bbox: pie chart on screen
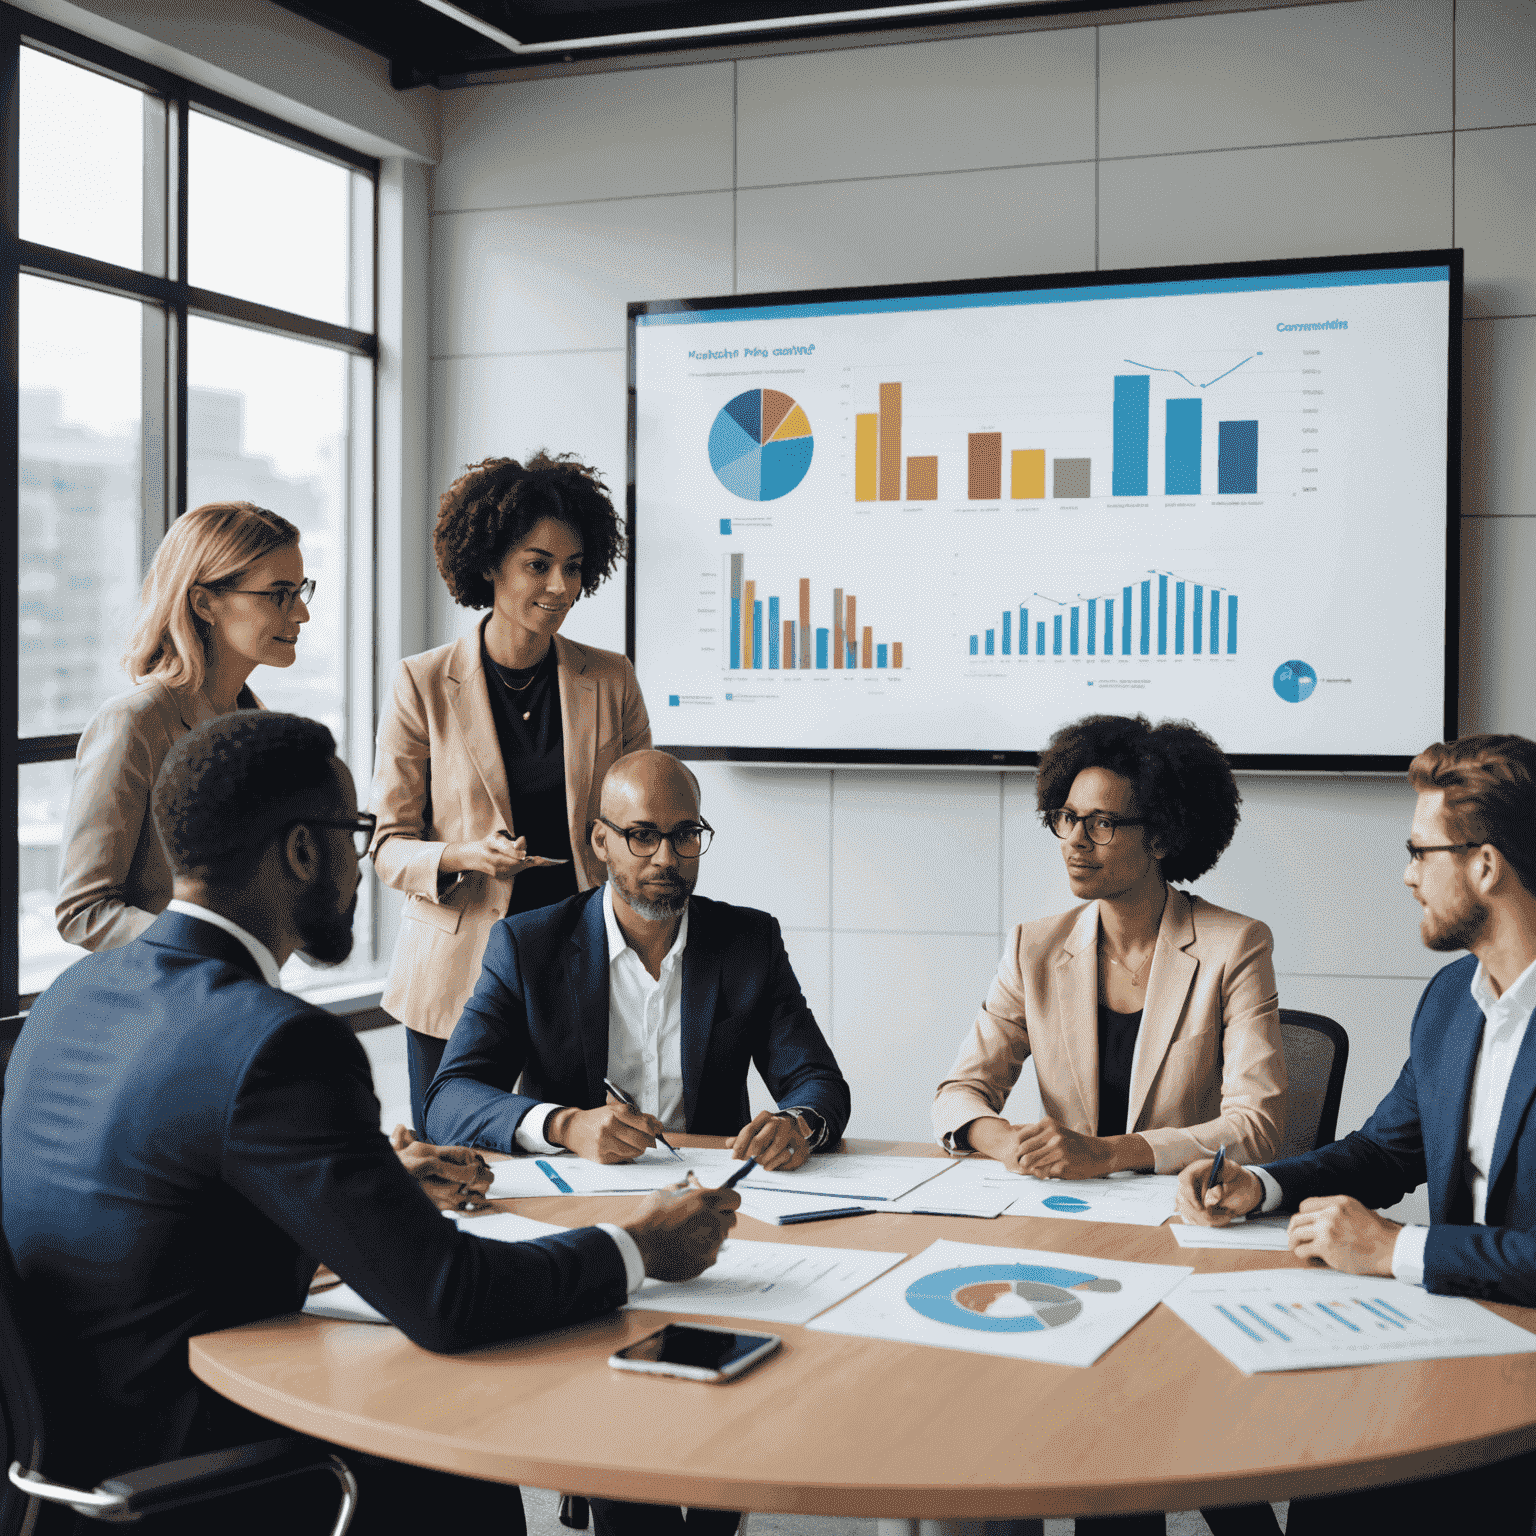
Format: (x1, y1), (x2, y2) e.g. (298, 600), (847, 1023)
(708, 388), (814, 501)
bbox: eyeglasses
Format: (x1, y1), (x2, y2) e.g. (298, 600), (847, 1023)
(1041, 809), (1146, 846)
(207, 577), (316, 614)
(1405, 839), (1481, 863)
(289, 812), (376, 856)
(597, 815), (714, 858)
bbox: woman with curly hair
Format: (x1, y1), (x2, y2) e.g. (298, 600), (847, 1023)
(370, 453), (650, 1128)
(934, 712), (1286, 1181)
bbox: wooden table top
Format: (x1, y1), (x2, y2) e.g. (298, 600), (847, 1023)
(189, 1138), (1536, 1520)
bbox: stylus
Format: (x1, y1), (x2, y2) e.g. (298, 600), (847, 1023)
(602, 1077), (684, 1162)
(719, 1157), (759, 1191)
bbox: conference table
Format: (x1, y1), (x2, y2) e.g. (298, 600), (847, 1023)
(190, 1138), (1536, 1526)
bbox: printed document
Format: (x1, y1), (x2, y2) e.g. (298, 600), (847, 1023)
(1170, 1214), (1292, 1251)
(986, 1170), (1180, 1226)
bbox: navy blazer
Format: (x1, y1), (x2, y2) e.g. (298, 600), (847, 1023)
(1, 912), (628, 1481)
(1265, 953), (1536, 1305)
(423, 888), (850, 1152)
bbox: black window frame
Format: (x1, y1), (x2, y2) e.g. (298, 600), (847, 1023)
(0, 5), (380, 1011)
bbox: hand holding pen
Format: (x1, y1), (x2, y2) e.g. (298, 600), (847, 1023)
(1174, 1148), (1265, 1228)
(603, 1078), (685, 1162)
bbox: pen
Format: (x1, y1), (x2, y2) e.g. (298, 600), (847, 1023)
(536, 1159), (574, 1194)
(779, 1206), (871, 1225)
(1207, 1144), (1227, 1200)
(602, 1077), (684, 1162)
(719, 1157), (759, 1192)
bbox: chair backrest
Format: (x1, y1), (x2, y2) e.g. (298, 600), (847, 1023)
(1274, 1009), (1350, 1162)
(0, 1233), (50, 1536)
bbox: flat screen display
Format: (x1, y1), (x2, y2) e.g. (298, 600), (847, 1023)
(628, 251), (1459, 770)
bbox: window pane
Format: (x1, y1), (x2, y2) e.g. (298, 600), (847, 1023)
(19, 759), (86, 996)
(19, 277), (145, 738)
(187, 318), (348, 745)
(20, 48), (145, 269)
(189, 112), (351, 324)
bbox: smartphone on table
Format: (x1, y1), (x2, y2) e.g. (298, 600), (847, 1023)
(608, 1323), (780, 1382)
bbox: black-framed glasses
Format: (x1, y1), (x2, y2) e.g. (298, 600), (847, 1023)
(205, 577), (316, 614)
(1405, 839), (1481, 863)
(289, 812), (376, 855)
(597, 815), (714, 858)
(1041, 808), (1146, 846)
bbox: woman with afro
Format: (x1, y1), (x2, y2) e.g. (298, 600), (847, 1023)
(369, 454), (650, 1128)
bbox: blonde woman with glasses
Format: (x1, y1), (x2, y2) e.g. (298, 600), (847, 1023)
(54, 501), (312, 951)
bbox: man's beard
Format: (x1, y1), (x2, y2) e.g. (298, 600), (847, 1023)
(1421, 884), (1489, 953)
(293, 876), (357, 966)
(613, 867), (693, 921)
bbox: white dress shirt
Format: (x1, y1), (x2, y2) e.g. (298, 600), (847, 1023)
(167, 901), (647, 1292)
(1254, 954), (1536, 1287)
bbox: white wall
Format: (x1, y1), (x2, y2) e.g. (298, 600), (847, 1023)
(428, 0), (1536, 1212)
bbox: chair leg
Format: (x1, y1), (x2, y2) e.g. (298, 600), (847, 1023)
(328, 1455), (359, 1536)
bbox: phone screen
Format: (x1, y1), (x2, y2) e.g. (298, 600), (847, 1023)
(617, 1325), (771, 1371)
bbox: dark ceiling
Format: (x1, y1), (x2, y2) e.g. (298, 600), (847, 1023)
(271, 0), (1151, 85)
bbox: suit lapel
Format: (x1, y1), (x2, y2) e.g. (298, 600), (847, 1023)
(566, 889), (612, 1108)
(556, 635), (598, 870)
(1484, 1008), (1536, 1218)
(1056, 904), (1102, 1131)
(678, 900), (719, 1132)
(1127, 889), (1199, 1133)
(446, 623), (515, 834)
(1426, 985), (1485, 1222)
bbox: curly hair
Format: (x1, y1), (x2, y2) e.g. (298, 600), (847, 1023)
(153, 711), (341, 883)
(433, 452), (625, 609)
(1409, 734), (1536, 896)
(1034, 714), (1241, 884)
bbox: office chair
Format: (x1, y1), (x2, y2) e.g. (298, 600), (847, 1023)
(0, 1232), (357, 1535)
(1274, 1009), (1350, 1160)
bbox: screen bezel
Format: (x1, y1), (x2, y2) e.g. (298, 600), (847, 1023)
(627, 247), (1462, 773)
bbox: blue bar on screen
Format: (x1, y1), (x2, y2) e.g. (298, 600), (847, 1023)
(1021, 608), (1029, 655)
(1070, 608), (1079, 655)
(1087, 598), (1097, 655)
(768, 596), (780, 668)
(1218, 420), (1259, 494)
(1122, 586), (1132, 654)
(730, 597), (741, 669)
(1210, 591), (1220, 653)
(1002, 610), (1011, 654)
(877, 644), (887, 668)
(1228, 594), (1238, 653)
(1053, 615), (1062, 656)
(1037, 621), (1045, 654)
(1175, 581), (1185, 655)
(1165, 398), (1202, 495)
(1157, 574), (1168, 655)
(753, 602), (763, 668)
(816, 628), (828, 668)
(1193, 586), (1203, 653)
(1113, 374), (1150, 496)
(1105, 599), (1114, 655)
(985, 629), (995, 655)
(847, 643), (857, 668)
(969, 635), (978, 655)
(1140, 580), (1151, 655)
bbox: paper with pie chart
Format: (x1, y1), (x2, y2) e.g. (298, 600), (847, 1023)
(807, 1239), (1191, 1365)
(981, 1170), (1181, 1227)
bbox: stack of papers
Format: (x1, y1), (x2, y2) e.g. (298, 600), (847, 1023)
(983, 1170), (1181, 1227)
(1163, 1268), (1536, 1373)
(807, 1237), (1191, 1366)
(625, 1239), (905, 1325)
(1170, 1214), (1293, 1251)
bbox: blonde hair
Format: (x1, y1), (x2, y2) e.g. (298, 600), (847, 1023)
(123, 502), (301, 694)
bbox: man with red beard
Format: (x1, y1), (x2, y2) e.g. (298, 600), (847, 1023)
(1177, 734), (1536, 1536)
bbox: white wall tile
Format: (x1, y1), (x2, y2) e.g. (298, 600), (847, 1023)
(736, 29), (1095, 188)
(1099, 136), (1452, 272)
(1455, 0), (1536, 131)
(832, 930), (1003, 1140)
(1100, 0), (1452, 159)
(434, 64), (735, 212)
(1192, 777), (1429, 980)
(1000, 769), (1082, 931)
(1461, 316), (1536, 521)
(689, 764), (832, 929)
(1457, 126), (1536, 318)
(431, 193), (733, 357)
(735, 162), (1096, 295)
(830, 770), (1001, 934)
(1459, 514), (1536, 738)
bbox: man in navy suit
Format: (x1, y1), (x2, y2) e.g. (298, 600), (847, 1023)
(1176, 733), (1536, 1536)
(424, 750), (850, 1173)
(2, 713), (738, 1536)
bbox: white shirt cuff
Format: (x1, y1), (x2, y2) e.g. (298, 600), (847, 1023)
(597, 1223), (646, 1295)
(1252, 1165), (1285, 1214)
(514, 1104), (565, 1155)
(1391, 1223), (1429, 1287)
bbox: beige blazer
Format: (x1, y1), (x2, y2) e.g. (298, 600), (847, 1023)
(55, 680), (262, 952)
(370, 624), (651, 1040)
(932, 888), (1286, 1172)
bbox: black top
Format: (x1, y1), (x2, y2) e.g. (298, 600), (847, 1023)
(1096, 1004), (1143, 1138)
(482, 637), (578, 917)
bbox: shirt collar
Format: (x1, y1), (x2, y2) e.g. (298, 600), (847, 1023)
(601, 880), (690, 972)
(166, 899), (283, 988)
(1470, 953), (1536, 1023)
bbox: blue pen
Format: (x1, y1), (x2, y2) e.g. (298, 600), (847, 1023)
(536, 1159), (574, 1194)
(1206, 1144), (1227, 1201)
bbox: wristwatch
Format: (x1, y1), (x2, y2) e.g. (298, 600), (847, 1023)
(777, 1106), (827, 1152)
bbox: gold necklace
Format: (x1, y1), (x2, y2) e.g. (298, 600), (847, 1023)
(1101, 944), (1152, 987)
(491, 662), (540, 720)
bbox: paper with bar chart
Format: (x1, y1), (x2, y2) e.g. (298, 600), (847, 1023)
(1163, 1269), (1536, 1374)
(632, 259), (1453, 758)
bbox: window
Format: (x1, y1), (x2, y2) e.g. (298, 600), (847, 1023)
(3, 12), (379, 1009)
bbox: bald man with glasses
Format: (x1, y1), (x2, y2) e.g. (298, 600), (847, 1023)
(423, 749), (850, 1172)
